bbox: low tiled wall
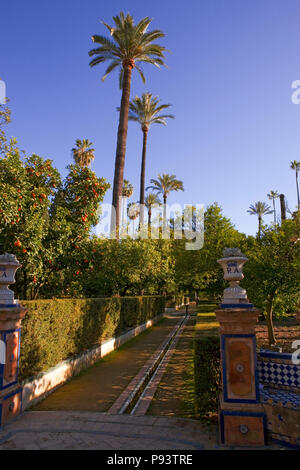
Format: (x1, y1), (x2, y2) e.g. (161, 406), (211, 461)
(258, 350), (300, 448)
(258, 350), (300, 390)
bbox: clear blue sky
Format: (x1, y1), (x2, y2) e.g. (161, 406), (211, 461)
(1, 0), (300, 235)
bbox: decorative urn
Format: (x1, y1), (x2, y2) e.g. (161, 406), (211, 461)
(217, 247), (253, 308)
(0, 253), (21, 306)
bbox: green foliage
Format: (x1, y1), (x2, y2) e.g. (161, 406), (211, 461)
(174, 203), (245, 298)
(128, 93), (174, 130)
(19, 295), (165, 381)
(243, 219), (300, 316)
(120, 296), (165, 329)
(194, 335), (221, 417)
(89, 12), (167, 87)
(242, 218), (300, 344)
(147, 173), (184, 202)
(0, 135), (109, 300)
(71, 139), (95, 168)
(76, 238), (175, 298)
(165, 294), (186, 308)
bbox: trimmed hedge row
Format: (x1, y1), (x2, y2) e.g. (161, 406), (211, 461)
(19, 295), (165, 382)
(165, 295), (189, 308)
(194, 335), (221, 417)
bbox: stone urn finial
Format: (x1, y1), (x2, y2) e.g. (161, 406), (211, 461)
(217, 247), (253, 308)
(0, 253), (21, 306)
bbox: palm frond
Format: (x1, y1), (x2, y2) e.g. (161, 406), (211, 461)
(135, 64), (146, 84)
(88, 12), (168, 84)
(101, 60), (121, 81)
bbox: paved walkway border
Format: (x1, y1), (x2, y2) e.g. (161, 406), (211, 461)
(108, 315), (185, 415)
(131, 315), (189, 416)
(0, 411), (218, 450)
(21, 313), (165, 411)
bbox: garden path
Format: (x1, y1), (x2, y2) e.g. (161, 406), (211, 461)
(0, 307), (282, 450)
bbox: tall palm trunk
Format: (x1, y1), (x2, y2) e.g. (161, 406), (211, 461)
(121, 196), (127, 232)
(272, 199), (276, 225)
(280, 194), (286, 222)
(111, 64), (133, 238)
(258, 215), (262, 238)
(296, 170), (300, 210)
(148, 208), (152, 227)
(163, 193), (167, 232)
(139, 126), (148, 227)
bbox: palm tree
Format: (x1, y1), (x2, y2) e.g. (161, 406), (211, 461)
(147, 174), (184, 230)
(247, 201), (273, 238)
(89, 12), (167, 238)
(122, 179), (134, 198)
(72, 139), (95, 167)
(145, 192), (161, 227)
(267, 190), (279, 225)
(127, 202), (140, 236)
(127, 93), (174, 226)
(290, 160), (300, 210)
(121, 179), (133, 229)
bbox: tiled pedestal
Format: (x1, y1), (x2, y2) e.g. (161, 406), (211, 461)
(215, 308), (267, 447)
(0, 306), (27, 427)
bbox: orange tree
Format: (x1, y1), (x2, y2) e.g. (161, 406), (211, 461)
(0, 138), (109, 299)
(243, 218), (300, 346)
(43, 165), (110, 298)
(173, 203), (246, 299)
(60, 236), (175, 298)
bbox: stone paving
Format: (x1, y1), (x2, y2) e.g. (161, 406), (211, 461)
(109, 316), (184, 415)
(0, 411), (218, 450)
(33, 316), (180, 413)
(0, 411), (284, 450)
(132, 316), (189, 416)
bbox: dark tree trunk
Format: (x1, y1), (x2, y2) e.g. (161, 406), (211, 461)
(258, 215), (262, 238)
(139, 127), (148, 227)
(148, 208), (151, 227)
(266, 292), (276, 346)
(111, 64), (133, 239)
(280, 194), (286, 223)
(163, 194), (167, 232)
(296, 171), (300, 210)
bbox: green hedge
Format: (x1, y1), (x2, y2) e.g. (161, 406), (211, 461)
(19, 296), (165, 382)
(165, 294), (187, 308)
(194, 335), (221, 417)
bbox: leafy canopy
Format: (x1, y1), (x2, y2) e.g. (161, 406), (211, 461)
(147, 173), (184, 199)
(88, 11), (167, 88)
(128, 92), (174, 131)
(72, 139), (95, 168)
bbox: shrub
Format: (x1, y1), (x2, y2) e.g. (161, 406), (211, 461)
(165, 294), (185, 308)
(194, 335), (221, 418)
(19, 296), (165, 381)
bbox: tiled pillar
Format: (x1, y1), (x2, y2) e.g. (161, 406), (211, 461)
(215, 248), (266, 447)
(0, 254), (27, 427)
(215, 308), (266, 446)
